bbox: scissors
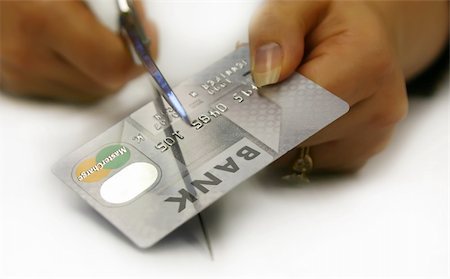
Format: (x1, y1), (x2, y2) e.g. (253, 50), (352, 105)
(117, 0), (190, 124)
(117, 0), (213, 258)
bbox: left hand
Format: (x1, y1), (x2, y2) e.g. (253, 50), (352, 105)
(0, 0), (158, 103)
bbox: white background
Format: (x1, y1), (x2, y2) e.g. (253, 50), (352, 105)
(0, 1), (448, 278)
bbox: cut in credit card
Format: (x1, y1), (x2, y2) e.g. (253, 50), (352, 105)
(53, 46), (349, 248)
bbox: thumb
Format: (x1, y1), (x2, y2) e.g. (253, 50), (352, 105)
(249, 1), (326, 87)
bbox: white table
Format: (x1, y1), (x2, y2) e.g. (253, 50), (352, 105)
(1, 1), (448, 278)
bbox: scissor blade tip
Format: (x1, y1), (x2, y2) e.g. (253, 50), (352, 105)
(180, 114), (191, 125)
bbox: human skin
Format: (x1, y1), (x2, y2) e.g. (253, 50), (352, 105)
(0, 1), (447, 172)
(249, 0), (449, 172)
(0, 0), (157, 102)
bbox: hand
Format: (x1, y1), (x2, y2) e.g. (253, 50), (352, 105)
(249, 1), (448, 172)
(0, 0), (158, 103)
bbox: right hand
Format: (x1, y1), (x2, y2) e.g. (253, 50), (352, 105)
(249, 1), (447, 173)
(0, 0), (158, 102)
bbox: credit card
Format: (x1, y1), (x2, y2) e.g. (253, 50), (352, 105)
(52, 46), (349, 248)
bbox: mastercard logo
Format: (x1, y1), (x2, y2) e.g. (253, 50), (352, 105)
(74, 144), (161, 205)
(75, 144), (131, 183)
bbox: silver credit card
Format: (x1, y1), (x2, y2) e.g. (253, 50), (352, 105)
(53, 46), (349, 248)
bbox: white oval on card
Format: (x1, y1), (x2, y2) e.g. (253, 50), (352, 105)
(100, 162), (159, 204)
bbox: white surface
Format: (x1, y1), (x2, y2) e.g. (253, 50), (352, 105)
(0, 1), (448, 278)
(84, 0), (120, 33)
(100, 162), (159, 204)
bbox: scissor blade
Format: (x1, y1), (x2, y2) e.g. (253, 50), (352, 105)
(118, 0), (190, 124)
(152, 89), (213, 259)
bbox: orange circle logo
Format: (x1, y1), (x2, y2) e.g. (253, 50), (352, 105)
(75, 145), (131, 183)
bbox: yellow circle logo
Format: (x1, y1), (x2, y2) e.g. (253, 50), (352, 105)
(75, 144), (131, 183)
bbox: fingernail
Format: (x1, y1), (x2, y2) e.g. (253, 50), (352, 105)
(252, 42), (282, 87)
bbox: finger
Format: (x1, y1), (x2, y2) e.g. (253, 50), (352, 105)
(46, 1), (145, 90)
(297, 5), (399, 106)
(272, 128), (394, 173)
(49, 50), (120, 97)
(309, 128), (395, 172)
(1, 48), (116, 99)
(1, 62), (104, 103)
(2, 41), (121, 97)
(249, 1), (327, 87)
(300, 70), (407, 146)
(298, 45), (381, 106)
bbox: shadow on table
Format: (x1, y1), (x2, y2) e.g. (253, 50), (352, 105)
(72, 199), (211, 257)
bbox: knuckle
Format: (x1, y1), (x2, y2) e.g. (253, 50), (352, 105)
(370, 48), (397, 80)
(11, 2), (50, 36)
(94, 56), (136, 90)
(370, 93), (408, 129)
(366, 135), (392, 158)
(360, 38), (396, 79)
(370, 108), (403, 129)
(356, 17), (398, 80)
